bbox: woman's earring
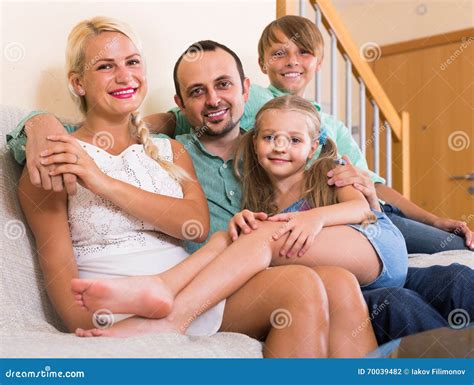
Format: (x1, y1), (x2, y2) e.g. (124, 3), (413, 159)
(78, 89), (85, 96)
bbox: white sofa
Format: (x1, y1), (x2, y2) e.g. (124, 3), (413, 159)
(1, 105), (472, 358)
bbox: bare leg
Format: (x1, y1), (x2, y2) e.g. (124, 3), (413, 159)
(75, 221), (380, 326)
(312, 266), (377, 358)
(72, 231), (232, 318)
(269, 224), (382, 285)
(219, 265), (329, 358)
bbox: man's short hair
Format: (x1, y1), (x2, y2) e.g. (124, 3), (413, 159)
(173, 40), (246, 101)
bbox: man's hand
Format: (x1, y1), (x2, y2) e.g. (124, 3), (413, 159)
(25, 114), (77, 195)
(432, 217), (474, 249)
(327, 155), (381, 211)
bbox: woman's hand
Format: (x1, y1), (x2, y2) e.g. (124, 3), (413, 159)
(40, 135), (110, 196)
(228, 209), (268, 241)
(267, 210), (325, 258)
(432, 217), (474, 249)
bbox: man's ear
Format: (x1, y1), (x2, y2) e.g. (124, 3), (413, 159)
(258, 57), (268, 74)
(242, 77), (251, 102)
(174, 94), (185, 110)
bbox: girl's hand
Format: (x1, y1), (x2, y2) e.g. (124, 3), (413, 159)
(268, 211), (324, 258)
(432, 217), (474, 249)
(40, 135), (110, 196)
(228, 210), (268, 241)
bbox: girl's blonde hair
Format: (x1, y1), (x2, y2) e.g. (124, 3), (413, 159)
(66, 16), (189, 181)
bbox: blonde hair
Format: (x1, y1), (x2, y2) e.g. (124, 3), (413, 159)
(66, 16), (189, 181)
(258, 15), (324, 69)
(235, 96), (374, 226)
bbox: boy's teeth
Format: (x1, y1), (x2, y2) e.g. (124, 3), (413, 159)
(283, 73), (301, 78)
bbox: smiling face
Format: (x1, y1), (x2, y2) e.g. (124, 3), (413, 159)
(260, 29), (320, 97)
(254, 109), (318, 180)
(174, 48), (249, 137)
(70, 31), (147, 117)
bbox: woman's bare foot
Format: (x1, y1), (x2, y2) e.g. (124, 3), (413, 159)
(71, 276), (173, 319)
(75, 316), (183, 338)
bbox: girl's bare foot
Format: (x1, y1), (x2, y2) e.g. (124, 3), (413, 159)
(75, 316), (183, 338)
(71, 276), (173, 319)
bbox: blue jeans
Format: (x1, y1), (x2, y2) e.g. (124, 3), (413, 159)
(363, 264), (474, 345)
(381, 203), (469, 254)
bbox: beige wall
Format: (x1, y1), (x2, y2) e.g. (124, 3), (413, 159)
(2, 0), (472, 122)
(1, 0), (274, 120)
(334, 0), (473, 46)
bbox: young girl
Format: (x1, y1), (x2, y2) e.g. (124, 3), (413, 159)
(19, 16), (377, 358)
(230, 95), (408, 289)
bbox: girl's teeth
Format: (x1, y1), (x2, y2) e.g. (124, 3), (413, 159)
(283, 73), (301, 78)
(111, 89), (135, 95)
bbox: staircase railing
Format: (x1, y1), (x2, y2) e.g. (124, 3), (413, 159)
(277, 0), (411, 198)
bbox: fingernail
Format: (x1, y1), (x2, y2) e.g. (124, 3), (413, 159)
(40, 150), (49, 156)
(327, 171), (333, 177)
(40, 159), (46, 164)
(328, 179), (334, 185)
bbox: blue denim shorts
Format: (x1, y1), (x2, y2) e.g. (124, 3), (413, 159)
(348, 209), (408, 290)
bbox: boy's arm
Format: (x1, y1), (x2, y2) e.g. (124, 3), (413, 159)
(7, 112), (79, 194)
(376, 184), (473, 248)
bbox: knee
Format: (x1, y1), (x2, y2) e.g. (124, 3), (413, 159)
(278, 265), (329, 308)
(320, 267), (367, 309)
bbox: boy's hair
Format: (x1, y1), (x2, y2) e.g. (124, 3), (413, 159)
(258, 15), (324, 69)
(234, 95), (338, 215)
(173, 40), (245, 102)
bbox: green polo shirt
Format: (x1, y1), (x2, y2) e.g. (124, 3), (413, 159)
(175, 132), (242, 253)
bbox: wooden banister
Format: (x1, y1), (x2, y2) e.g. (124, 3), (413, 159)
(276, 0), (411, 198)
(312, 0), (402, 141)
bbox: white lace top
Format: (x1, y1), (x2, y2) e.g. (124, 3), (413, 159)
(67, 137), (225, 336)
(69, 138), (183, 264)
